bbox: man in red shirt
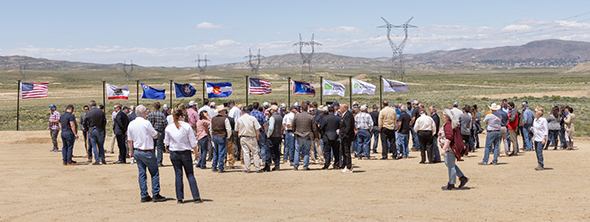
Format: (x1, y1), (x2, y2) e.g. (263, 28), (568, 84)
(507, 102), (519, 156)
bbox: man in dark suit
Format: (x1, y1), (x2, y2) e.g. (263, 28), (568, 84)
(430, 105), (442, 163)
(339, 103), (355, 172)
(113, 103), (130, 164)
(320, 106), (341, 170)
(127, 106), (137, 122)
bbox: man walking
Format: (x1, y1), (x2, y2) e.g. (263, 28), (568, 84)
(113, 103), (129, 164)
(127, 105), (165, 202)
(49, 104), (61, 152)
(87, 100), (107, 165)
(266, 105), (283, 171)
(235, 105), (263, 173)
(146, 102), (168, 167)
(339, 103), (354, 173)
(59, 105), (79, 165)
(355, 105), (373, 159)
(378, 101), (397, 159)
(292, 102), (319, 170)
(369, 104), (380, 154)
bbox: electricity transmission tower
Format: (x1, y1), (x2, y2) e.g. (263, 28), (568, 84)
(293, 33), (321, 82)
(194, 55), (210, 79)
(123, 60), (134, 81)
(378, 17), (416, 81)
(244, 49), (264, 78)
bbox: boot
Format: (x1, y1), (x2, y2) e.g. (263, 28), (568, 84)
(567, 142), (574, 150)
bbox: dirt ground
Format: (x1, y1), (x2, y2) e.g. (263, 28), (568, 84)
(1, 131), (589, 221)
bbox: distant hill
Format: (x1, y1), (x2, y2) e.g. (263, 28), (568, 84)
(1, 39), (589, 70)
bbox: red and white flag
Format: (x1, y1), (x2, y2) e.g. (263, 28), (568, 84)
(21, 82), (48, 99)
(106, 83), (130, 100)
(249, 78), (272, 95)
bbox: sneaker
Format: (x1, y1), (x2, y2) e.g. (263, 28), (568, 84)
(50, 148), (59, 152)
(535, 166), (544, 171)
(341, 167), (353, 174)
(130, 157), (136, 164)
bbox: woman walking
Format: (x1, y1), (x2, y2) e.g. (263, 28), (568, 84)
(164, 109), (203, 204)
(531, 106), (548, 171)
(195, 111), (211, 169)
(441, 109), (469, 190)
(545, 107), (560, 150)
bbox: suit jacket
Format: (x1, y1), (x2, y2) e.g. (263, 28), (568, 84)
(114, 111), (129, 136)
(127, 112), (137, 122)
(320, 113), (341, 141)
(339, 110), (355, 141)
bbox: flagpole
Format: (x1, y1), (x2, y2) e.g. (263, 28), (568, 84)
(16, 79), (20, 131)
(136, 79), (139, 106)
(379, 74), (383, 109)
(102, 80), (106, 114)
(202, 78), (206, 102)
(320, 76), (323, 106)
(245, 75), (249, 106)
(349, 75), (352, 106)
(287, 76), (291, 108)
(169, 79), (173, 106)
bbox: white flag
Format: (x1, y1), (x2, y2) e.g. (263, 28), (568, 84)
(106, 83), (130, 100)
(352, 79), (376, 95)
(382, 78), (409, 92)
(322, 79), (346, 97)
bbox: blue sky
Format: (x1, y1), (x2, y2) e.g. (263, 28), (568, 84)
(2, 0), (590, 66)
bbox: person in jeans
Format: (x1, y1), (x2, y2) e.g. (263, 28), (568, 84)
(479, 103), (502, 165)
(146, 102), (168, 167)
(441, 109), (468, 190)
(415, 109), (436, 164)
(59, 105), (79, 165)
(195, 111), (210, 169)
(209, 105), (232, 173)
(282, 106), (297, 165)
(48, 104), (61, 152)
(521, 102), (534, 151)
(369, 105), (380, 154)
(531, 106), (548, 171)
(459, 106), (472, 155)
(507, 102), (520, 155)
(164, 109), (203, 204)
(397, 106), (411, 159)
(545, 106), (560, 150)
(127, 105), (165, 203)
(354, 105), (373, 159)
(86, 100), (107, 165)
(292, 102), (319, 170)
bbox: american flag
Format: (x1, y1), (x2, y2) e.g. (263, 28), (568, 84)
(21, 82), (49, 99)
(249, 78), (272, 95)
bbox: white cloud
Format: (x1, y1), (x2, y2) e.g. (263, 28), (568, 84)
(502, 24), (532, 32)
(315, 26), (371, 36)
(195, 22), (231, 29)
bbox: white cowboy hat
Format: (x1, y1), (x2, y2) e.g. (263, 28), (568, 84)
(488, 103), (501, 111)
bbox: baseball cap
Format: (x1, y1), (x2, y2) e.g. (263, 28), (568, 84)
(393, 103), (399, 108)
(332, 101), (340, 107)
(322, 106), (328, 112)
(122, 106), (129, 111)
(453, 102), (459, 107)
(263, 102), (269, 107)
(352, 101), (359, 106)
(294, 102), (300, 107)
(280, 103), (286, 108)
(372, 104), (378, 109)
(360, 105), (367, 111)
(163, 104), (169, 108)
(270, 105), (278, 111)
(412, 100), (419, 105)
(49, 104), (56, 108)
(210, 102), (216, 107)
(189, 101), (196, 106)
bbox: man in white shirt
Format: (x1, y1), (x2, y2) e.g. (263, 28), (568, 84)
(282, 106), (297, 164)
(127, 105), (165, 203)
(414, 109), (436, 164)
(450, 102), (463, 120)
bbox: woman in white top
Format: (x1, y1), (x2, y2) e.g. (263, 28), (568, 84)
(164, 109), (203, 204)
(531, 106), (548, 171)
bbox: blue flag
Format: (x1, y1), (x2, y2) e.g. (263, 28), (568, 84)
(292, 80), (315, 97)
(174, 82), (196, 98)
(207, 82), (232, 98)
(141, 83), (166, 100)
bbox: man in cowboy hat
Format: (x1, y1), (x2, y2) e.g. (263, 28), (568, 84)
(479, 103), (503, 165)
(209, 105), (232, 173)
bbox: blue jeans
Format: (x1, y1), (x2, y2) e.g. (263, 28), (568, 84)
(548, 130), (559, 147)
(196, 137), (209, 169)
(445, 151), (464, 185)
(134, 149), (160, 198)
(356, 129), (371, 158)
(257, 131), (267, 164)
(371, 126), (380, 152)
(294, 137), (311, 168)
(211, 136), (227, 172)
(170, 150), (200, 201)
(559, 128), (566, 148)
(483, 131), (501, 164)
(61, 131), (75, 163)
(153, 131), (165, 165)
(89, 129), (105, 163)
(433, 135), (441, 162)
(522, 124), (533, 151)
(395, 132), (401, 156)
(534, 141), (544, 166)
(410, 126), (420, 150)
(398, 133), (409, 157)
(284, 131), (295, 162)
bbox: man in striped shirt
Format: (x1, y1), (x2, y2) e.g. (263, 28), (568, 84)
(355, 105), (373, 159)
(49, 104), (61, 152)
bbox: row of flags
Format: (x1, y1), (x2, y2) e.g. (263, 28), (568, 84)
(19, 77), (407, 100)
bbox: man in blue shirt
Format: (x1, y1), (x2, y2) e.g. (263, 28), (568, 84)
(250, 102), (268, 170)
(521, 102), (534, 151)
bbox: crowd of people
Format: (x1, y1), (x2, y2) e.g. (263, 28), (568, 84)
(47, 97), (577, 201)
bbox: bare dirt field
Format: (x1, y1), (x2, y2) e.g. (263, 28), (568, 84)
(1, 131), (589, 221)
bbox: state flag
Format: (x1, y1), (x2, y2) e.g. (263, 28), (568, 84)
(207, 82), (232, 98)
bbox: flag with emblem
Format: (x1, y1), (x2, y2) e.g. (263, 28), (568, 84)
(322, 79), (345, 97)
(174, 82), (196, 98)
(106, 83), (129, 100)
(141, 83), (166, 100)
(292, 80), (315, 96)
(382, 78), (409, 92)
(207, 82), (232, 98)
(352, 78), (376, 95)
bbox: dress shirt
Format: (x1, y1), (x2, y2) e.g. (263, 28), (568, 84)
(267, 116), (276, 138)
(236, 113), (261, 137)
(483, 111), (502, 131)
(414, 114), (436, 135)
(146, 109), (167, 132)
(127, 117), (158, 150)
(49, 111), (61, 130)
(228, 106), (242, 121)
(522, 108), (534, 125)
(282, 112), (295, 130)
(531, 117), (548, 142)
(196, 118), (210, 140)
(354, 112), (373, 130)
(111, 111), (117, 122)
(164, 121), (198, 151)
(187, 108), (199, 127)
(378, 106), (397, 130)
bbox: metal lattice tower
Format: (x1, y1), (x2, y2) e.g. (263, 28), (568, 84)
(123, 60), (134, 81)
(244, 49), (264, 78)
(194, 55), (210, 79)
(293, 33), (321, 82)
(378, 17), (416, 81)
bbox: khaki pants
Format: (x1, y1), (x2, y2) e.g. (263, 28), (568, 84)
(241, 137), (261, 171)
(565, 130), (574, 142)
(508, 129), (519, 155)
(500, 127), (509, 155)
(226, 140), (235, 167)
(310, 140), (324, 163)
